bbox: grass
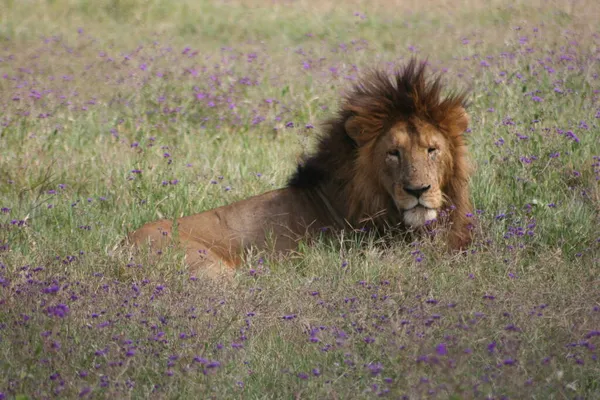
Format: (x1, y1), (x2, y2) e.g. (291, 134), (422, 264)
(1, 0), (599, 398)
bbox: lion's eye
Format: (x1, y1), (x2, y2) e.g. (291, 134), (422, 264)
(428, 147), (437, 154)
(387, 149), (401, 158)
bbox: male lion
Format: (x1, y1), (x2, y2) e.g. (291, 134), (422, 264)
(128, 59), (473, 278)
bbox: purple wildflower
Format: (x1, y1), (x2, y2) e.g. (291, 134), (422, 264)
(436, 343), (448, 356)
(367, 363), (383, 375)
(47, 304), (69, 318)
(565, 130), (580, 143)
(43, 284), (60, 294)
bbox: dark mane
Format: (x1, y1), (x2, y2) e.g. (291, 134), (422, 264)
(344, 59), (469, 134)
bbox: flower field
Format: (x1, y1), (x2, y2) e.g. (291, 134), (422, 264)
(0, 0), (599, 398)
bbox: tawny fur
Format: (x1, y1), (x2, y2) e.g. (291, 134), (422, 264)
(127, 58), (473, 278)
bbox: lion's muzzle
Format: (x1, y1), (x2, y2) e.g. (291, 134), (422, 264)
(394, 184), (440, 227)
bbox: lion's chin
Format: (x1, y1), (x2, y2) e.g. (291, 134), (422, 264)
(403, 207), (438, 228)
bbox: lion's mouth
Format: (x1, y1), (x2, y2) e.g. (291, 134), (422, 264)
(396, 202), (436, 213)
(406, 204), (434, 211)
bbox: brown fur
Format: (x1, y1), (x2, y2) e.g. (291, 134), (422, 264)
(127, 58), (473, 278)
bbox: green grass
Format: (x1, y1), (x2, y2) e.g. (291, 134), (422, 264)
(1, 0), (599, 398)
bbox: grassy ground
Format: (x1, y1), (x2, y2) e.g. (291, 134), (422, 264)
(1, 0), (599, 398)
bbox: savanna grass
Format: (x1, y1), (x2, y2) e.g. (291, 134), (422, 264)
(0, 0), (599, 398)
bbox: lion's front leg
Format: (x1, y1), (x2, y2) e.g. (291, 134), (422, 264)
(127, 220), (236, 279)
(183, 245), (236, 280)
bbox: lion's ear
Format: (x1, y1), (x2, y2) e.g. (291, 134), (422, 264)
(444, 107), (469, 136)
(344, 116), (367, 145)
(455, 107), (469, 133)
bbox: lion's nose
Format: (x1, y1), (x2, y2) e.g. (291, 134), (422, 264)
(404, 185), (431, 199)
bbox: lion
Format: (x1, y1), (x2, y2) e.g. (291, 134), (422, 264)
(127, 58), (473, 278)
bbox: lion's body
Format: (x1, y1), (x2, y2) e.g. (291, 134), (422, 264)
(128, 59), (474, 277)
(127, 187), (341, 277)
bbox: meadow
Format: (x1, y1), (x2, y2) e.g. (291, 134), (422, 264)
(0, 0), (599, 398)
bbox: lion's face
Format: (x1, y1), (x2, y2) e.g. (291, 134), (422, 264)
(373, 119), (452, 228)
(332, 60), (471, 245)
